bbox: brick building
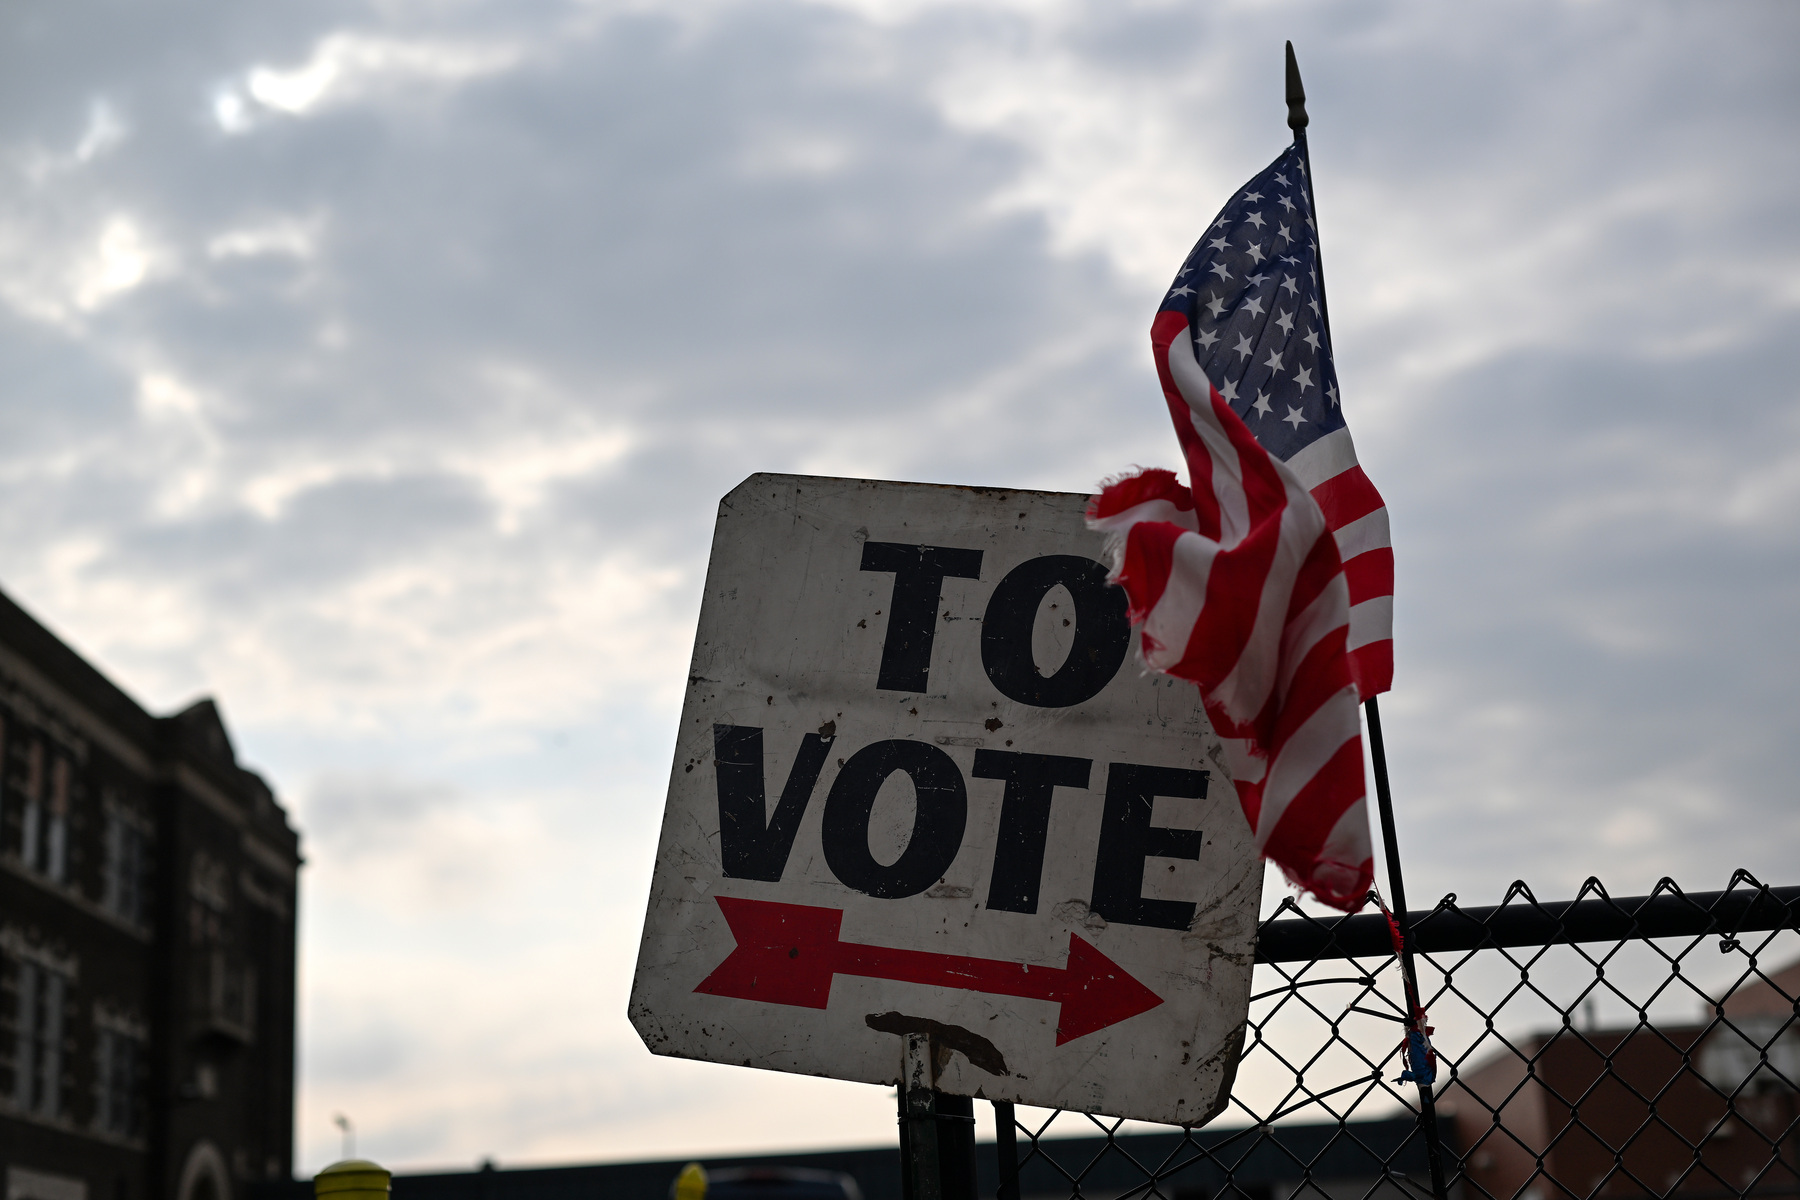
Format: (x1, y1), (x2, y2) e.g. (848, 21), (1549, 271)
(1445, 960), (1800, 1199)
(0, 587), (300, 1200)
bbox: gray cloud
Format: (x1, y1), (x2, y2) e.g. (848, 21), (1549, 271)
(0, 0), (1795, 1172)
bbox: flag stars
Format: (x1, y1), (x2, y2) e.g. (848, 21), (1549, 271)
(1169, 156), (1351, 445)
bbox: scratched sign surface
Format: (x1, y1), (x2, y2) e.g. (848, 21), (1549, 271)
(629, 474), (1259, 1125)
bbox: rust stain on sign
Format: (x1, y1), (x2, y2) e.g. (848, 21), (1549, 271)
(864, 1011), (1010, 1077)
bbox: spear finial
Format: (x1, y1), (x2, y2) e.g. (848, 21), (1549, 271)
(1285, 41), (1308, 134)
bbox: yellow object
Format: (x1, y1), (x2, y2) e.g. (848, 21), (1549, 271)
(673, 1162), (708, 1200)
(315, 1160), (392, 1200)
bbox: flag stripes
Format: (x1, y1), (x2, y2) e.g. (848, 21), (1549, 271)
(1089, 315), (1373, 911)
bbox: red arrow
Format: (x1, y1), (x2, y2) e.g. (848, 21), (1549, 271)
(694, 895), (1163, 1046)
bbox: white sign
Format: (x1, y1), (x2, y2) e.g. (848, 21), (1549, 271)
(629, 474), (1258, 1125)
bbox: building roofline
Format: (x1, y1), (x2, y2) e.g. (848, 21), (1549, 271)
(0, 585), (156, 744)
(0, 582), (299, 854)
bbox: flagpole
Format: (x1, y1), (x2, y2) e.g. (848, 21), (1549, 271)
(1284, 41), (1452, 1200)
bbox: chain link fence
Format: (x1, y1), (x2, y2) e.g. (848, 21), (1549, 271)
(996, 872), (1800, 1200)
(253, 874), (1798, 1200)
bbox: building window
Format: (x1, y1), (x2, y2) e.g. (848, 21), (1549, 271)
(187, 852), (255, 1041)
(94, 1021), (146, 1139)
(10, 958), (68, 1118)
(17, 738), (43, 869)
(187, 851), (229, 946)
(16, 740), (71, 885)
(103, 801), (152, 927)
(45, 755), (70, 884)
(201, 951), (256, 1043)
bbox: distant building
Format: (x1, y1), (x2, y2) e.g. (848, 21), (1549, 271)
(245, 1116), (1438, 1200)
(0, 587), (300, 1200)
(1445, 959), (1800, 1200)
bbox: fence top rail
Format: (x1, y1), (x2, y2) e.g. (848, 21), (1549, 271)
(1253, 883), (1800, 964)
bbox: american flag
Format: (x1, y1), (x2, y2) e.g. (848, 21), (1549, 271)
(1087, 143), (1382, 911)
(1164, 142), (1392, 697)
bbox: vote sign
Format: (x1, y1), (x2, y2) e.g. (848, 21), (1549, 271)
(629, 474), (1259, 1126)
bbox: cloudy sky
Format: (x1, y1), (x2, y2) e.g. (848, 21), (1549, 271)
(2, 0), (1797, 1175)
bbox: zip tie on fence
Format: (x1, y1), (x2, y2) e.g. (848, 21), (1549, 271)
(1376, 895), (1438, 1087)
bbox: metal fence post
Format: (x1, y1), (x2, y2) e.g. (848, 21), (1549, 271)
(993, 1100), (1020, 1200)
(934, 1094), (979, 1200)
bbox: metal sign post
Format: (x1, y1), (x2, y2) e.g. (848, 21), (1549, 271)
(898, 1033), (977, 1200)
(630, 474), (1261, 1139)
